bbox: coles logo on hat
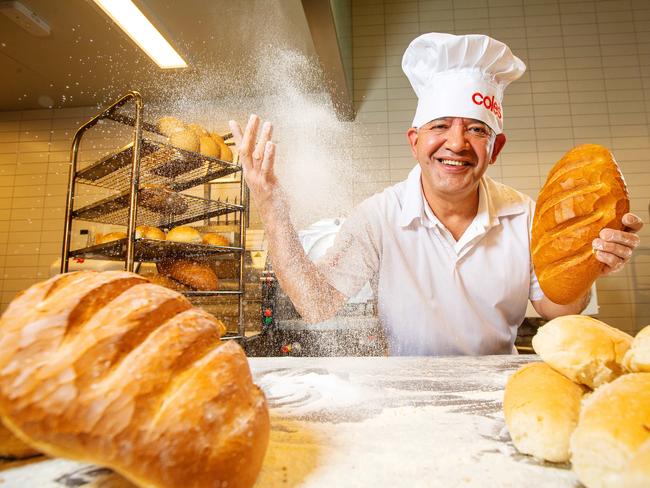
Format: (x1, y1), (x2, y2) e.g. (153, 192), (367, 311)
(402, 32), (525, 134)
(472, 92), (502, 120)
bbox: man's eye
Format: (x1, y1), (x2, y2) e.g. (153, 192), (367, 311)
(432, 124), (449, 130)
(469, 126), (489, 135)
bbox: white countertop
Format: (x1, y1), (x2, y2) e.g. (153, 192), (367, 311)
(0, 355), (580, 487)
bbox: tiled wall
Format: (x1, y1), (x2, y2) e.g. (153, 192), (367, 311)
(350, 0), (650, 334)
(1, 0), (649, 335)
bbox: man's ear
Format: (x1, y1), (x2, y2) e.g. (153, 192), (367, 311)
(407, 127), (419, 159)
(490, 133), (507, 164)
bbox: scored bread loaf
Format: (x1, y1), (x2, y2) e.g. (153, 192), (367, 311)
(0, 421), (40, 459)
(503, 362), (586, 462)
(623, 325), (650, 373)
(569, 373), (650, 488)
(95, 232), (127, 244)
(0, 271), (269, 488)
(135, 225), (166, 241)
(532, 315), (632, 388)
(157, 259), (219, 291)
(532, 144), (629, 304)
(203, 232), (230, 246)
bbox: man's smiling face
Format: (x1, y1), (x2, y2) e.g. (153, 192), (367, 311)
(407, 117), (506, 202)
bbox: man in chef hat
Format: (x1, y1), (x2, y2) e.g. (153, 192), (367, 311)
(230, 33), (642, 355)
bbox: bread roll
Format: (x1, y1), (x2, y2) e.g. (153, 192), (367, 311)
(570, 373), (650, 488)
(199, 135), (220, 158)
(147, 273), (188, 292)
(203, 232), (230, 246)
(532, 144), (629, 304)
(622, 325), (650, 373)
(170, 129), (200, 153)
(140, 185), (188, 215)
(166, 226), (202, 244)
(210, 133), (233, 162)
(135, 225), (166, 241)
(0, 271), (269, 488)
(0, 421), (40, 458)
(158, 259), (219, 291)
(156, 116), (185, 137)
(186, 123), (208, 138)
(614, 439), (650, 488)
(532, 315), (632, 388)
(96, 232), (127, 244)
(503, 362), (586, 462)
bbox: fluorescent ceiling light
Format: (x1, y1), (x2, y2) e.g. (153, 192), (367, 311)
(93, 0), (187, 69)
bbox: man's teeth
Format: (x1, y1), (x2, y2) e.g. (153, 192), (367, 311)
(439, 159), (468, 166)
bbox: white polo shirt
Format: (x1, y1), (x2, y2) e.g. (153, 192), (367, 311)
(316, 165), (544, 356)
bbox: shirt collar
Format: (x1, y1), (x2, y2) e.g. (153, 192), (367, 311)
(398, 165), (527, 229)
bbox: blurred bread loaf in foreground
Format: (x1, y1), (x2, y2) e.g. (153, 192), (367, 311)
(532, 144), (629, 304)
(503, 362), (586, 462)
(623, 325), (650, 373)
(532, 315), (632, 388)
(158, 258), (219, 290)
(570, 373), (650, 488)
(0, 421), (40, 459)
(0, 271), (269, 488)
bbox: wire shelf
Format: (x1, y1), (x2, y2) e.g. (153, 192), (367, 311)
(69, 238), (243, 262)
(76, 139), (241, 192)
(72, 192), (243, 228)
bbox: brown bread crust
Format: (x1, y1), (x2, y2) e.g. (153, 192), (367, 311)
(0, 271), (269, 488)
(532, 144), (629, 304)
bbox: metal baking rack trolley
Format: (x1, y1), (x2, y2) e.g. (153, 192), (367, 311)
(60, 91), (250, 340)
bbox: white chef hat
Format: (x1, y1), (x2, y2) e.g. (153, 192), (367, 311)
(402, 32), (526, 134)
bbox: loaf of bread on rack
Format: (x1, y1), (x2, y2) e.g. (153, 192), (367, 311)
(95, 232), (127, 244)
(570, 373), (650, 488)
(0, 271), (269, 488)
(139, 185), (188, 215)
(203, 232), (230, 246)
(156, 116), (185, 137)
(0, 421), (40, 459)
(169, 129), (200, 153)
(210, 133), (233, 162)
(166, 226), (202, 244)
(532, 315), (632, 388)
(623, 324), (650, 373)
(531, 144), (629, 304)
(157, 259), (219, 291)
(504, 362), (586, 462)
(135, 225), (166, 241)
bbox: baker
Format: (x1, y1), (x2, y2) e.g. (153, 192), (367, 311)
(229, 33), (643, 355)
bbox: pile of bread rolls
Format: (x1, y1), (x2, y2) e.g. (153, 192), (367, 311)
(504, 315), (650, 488)
(157, 116), (234, 162)
(95, 225), (230, 247)
(0, 271), (269, 488)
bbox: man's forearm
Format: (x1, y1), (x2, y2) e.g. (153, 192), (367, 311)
(260, 192), (347, 323)
(532, 288), (592, 320)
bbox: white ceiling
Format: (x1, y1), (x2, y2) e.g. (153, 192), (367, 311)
(0, 0), (318, 111)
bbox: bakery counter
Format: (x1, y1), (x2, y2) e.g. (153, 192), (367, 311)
(0, 355), (579, 487)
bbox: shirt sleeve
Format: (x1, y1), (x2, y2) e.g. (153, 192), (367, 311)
(315, 201), (380, 299)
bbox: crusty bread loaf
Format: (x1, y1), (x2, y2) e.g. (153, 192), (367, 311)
(532, 315), (632, 388)
(170, 129), (200, 153)
(532, 144), (629, 304)
(0, 421), (40, 459)
(96, 232), (127, 244)
(203, 232), (230, 246)
(623, 325), (650, 373)
(135, 225), (166, 241)
(156, 116), (185, 137)
(158, 259), (219, 291)
(147, 272), (189, 292)
(199, 135), (220, 158)
(504, 362), (586, 462)
(0, 271), (269, 488)
(140, 185), (188, 215)
(614, 439), (650, 488)
(570, 373), (650, 488)
(210, 133), (233, 162)
(166, 226), (202, 244)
